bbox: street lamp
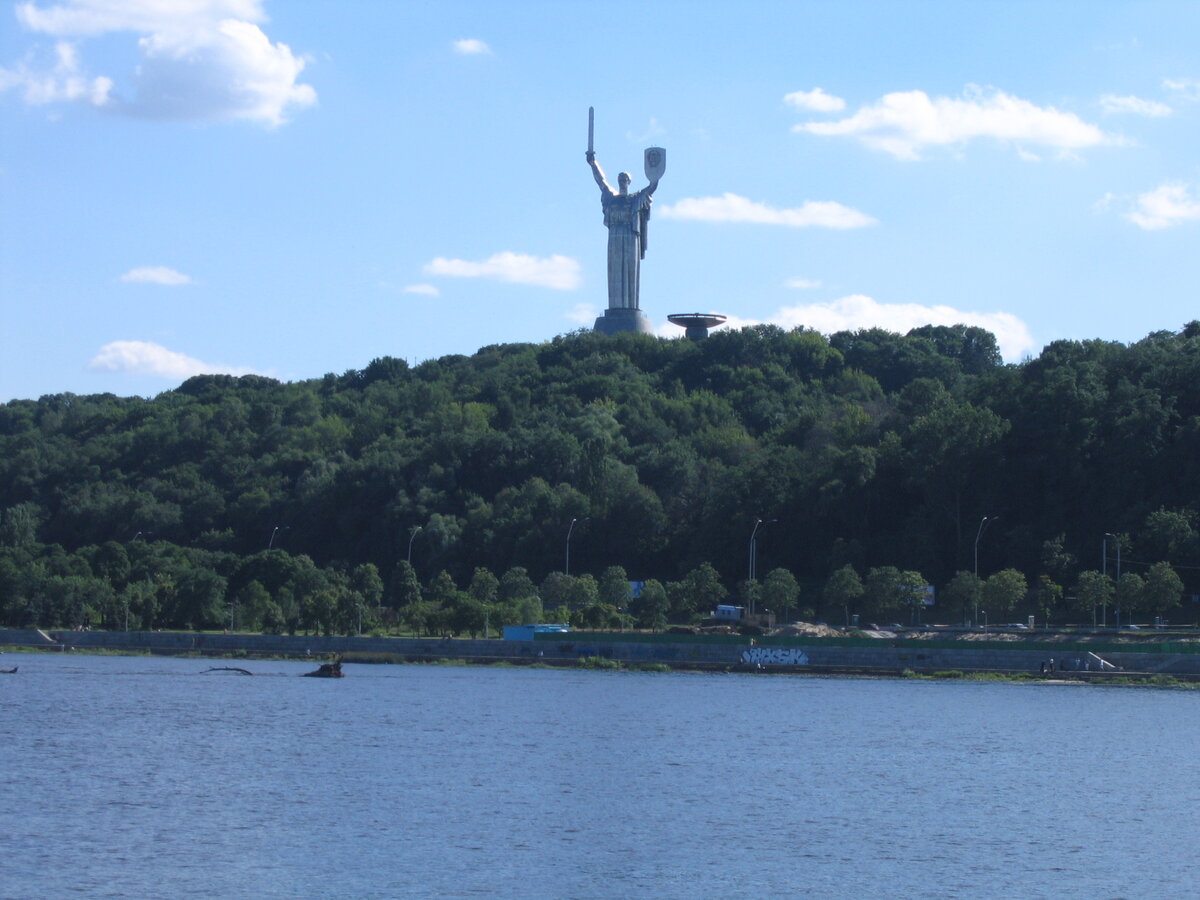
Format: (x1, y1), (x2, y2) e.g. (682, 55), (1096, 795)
(1104, 532), (1121, 628)
(973, 516), (997, 627)
(268, 525), (289, 550)
(747, 519), (776, 613)
(565, 518), (581, 576)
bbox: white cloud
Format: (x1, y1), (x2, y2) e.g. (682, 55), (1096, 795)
(453, 38), (491, 55)
(660, 193), (877, 229)
(692, 294), (1034, 361)
(0, 39), (112, 105)
(565, 303), (597, 326)
(1127, 182), (1200, 230)
(6, 0), (315, 126)
(403, 283), (440, 296)
(794, 85), (1113, 160)
(119, 265), (193, 285)
(783, 87), (845, 112)
(424, 252), (581, 290)
(785, 278), (821, 290)
(1163, 78), (1200, 102)
(89, 340), (258, 378)
(1100, 94), (1171, 117)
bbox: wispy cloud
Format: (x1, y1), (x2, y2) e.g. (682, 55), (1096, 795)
(4, 0), (315, 126)
(794, 85), (1113, 160)
(424, 252), (582, 290)
(785, 278), (822, 290)
(783, 87), (845, 113)
(565, 303), (597, 326)
(89, 340), (259, 379)
(1100, 94), (1171, 117)
(119, 265), (194, 286)
(660, 193), (876, 229)
(0, 39), (112, 106)
(1163, 78), (1200, 102)
(453, 38), (491, 55)
(403, 283), (440, 296)
(1127, 182), (1200, 230)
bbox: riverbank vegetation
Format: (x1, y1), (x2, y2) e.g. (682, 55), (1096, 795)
(3, 322), (1198, 634)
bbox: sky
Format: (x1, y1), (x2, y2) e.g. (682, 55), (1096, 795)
(2, 0), (1199, 402)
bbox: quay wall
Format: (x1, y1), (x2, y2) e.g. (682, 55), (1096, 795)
(4, 628), (1200, 674)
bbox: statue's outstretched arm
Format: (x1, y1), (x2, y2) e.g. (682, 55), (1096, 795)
(587, 152), (613, 194)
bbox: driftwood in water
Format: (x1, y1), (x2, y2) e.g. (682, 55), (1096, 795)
(202, 666), (253, 676)
(302, 661), (343, 678)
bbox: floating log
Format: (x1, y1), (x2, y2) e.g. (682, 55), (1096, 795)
(302, 661), (344, 678)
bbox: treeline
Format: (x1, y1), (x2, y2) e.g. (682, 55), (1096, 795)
(2, 321), (1199, 632)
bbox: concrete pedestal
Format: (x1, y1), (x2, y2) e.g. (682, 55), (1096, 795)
(593, 307), (654, 335)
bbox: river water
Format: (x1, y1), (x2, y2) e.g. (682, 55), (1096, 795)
(1, 652), (1197, 899)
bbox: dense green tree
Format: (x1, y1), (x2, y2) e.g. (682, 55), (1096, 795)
(565, 573), (599, 609)
(3, 322), (1200, 631)
(1036, 575), (1063, 627)
(629, 579), (668, 630)
(667, 563), (725, 623)
(1, 503), (43, 547)
(598, 565), (632, 610)
(498, 566), (538, 605)
(172, 568), (227, 631)
(234, 580), (272, 631)
(386, 560), (423, 615)
(1140, 510), (1196, 564)
(1115, 572), (1145, 626)
(823, 565), (864, 626)
(863, 567), (927, 622)
(981, 569), (1027, 621)
(468, 567), (499, 605)
(1143, 561), (1184, 620)
(761, 568), (802, 621)
(941, 571), (983, 625)
(1040, 535), (1077, 587)
(1072, 570), (1114, 626)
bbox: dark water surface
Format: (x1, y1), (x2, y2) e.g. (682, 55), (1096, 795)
(1, 653), (1197, 899)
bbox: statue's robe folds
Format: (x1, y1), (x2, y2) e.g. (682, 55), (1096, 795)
(600, 188), (652, 310)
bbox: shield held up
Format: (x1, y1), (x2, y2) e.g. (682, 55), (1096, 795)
(644, 147), (666, 183)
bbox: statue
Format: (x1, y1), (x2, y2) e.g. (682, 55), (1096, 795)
(586, 107), (664, 333)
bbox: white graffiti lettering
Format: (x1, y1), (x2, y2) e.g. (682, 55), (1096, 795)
(741, 647), (809, 666)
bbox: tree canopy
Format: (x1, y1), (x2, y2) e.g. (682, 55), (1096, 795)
(3, 321), (1197, 630)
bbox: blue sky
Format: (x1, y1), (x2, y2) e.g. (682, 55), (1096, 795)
(3, 0), (1198, 402)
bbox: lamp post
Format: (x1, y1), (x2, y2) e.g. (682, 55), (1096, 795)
(407, 526), (422, 565)
(973, 516), (997, 627)
(1104, 532), (1121, 628)
(565, 518), (579, 576)
(268, 525), (288, 550)
(747, 519), (776, 614)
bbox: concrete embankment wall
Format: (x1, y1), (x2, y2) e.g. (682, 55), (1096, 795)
(4, 628), (1200, 674)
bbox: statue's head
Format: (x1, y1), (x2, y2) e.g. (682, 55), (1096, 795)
(617, 172), (631, 194)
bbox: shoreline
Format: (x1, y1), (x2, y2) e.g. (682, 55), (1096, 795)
(6, 643), (1198, 688)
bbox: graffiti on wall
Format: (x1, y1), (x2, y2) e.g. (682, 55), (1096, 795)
(741, 647), (809, 666)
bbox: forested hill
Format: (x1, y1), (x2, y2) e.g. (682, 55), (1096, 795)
(3, 321), (1199, 633)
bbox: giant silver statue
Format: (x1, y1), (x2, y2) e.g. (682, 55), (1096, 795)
(586, 107), (664, 334)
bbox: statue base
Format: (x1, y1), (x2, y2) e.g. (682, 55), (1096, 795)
(593, 307), (654, 336)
